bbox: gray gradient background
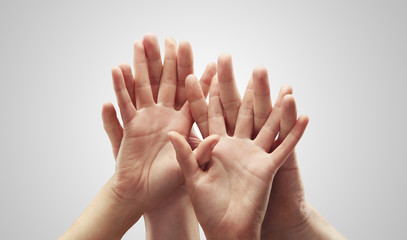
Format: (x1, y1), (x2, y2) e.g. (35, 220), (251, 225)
(0, 0), (406, 239)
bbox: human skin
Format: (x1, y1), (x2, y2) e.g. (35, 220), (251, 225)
(98, 39), (345, 239)
(60, 34), (217, 240)
(100, 34), (218, 239)
(214, 54), (345, 240)
(169, 73), (309, 239)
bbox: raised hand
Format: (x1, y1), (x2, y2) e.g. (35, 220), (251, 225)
(203, 54), (344, 239)
(259, 90), (311, 239)
(108, 35), (218, 213)
(101, 34), (216, 239)
(170, 73), (309, 239)
(210, 54), (311, 238)
(260, 81), (345, 240)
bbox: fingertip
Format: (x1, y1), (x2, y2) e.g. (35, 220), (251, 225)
(102, 101), (114, 111)
(282, 94), (295, 106)
(253, 66), (268, 79)
(178, 40), (193, 57)
(280, 95), (297, 135)
(179, 40), (192, 50)
(205, 62), (217, 75)
(295, 115), (310, 138)
(143, 32), (158, 44)
(102, 102), (112, 118)
(217, 53), (232, 66)
(217, 54), (235, 84)
(168, 131), (179, 147)
(111, 66), (124, 85)
(200, 63), (216, 94)
(207, 134), (221, 149)
(299, 114), (310, 125)
(111, 66), (122, 78)
(133, 40), (144, 50)
(168, 130), (178, 140)
(178, 40), (193, 63)
(164, 38), (177, 61)
(118, 63), (132, 73)
(165, 37), (177, 48)
(253, 67), (270, 95)
(280, 84), (293, 95)
(206, 61), (216, 70)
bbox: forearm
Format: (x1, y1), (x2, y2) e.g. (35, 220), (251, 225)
(59, 177), (143, 240)
(204, 227), (260, 240)
(297, 204), (346, 240)
(144, 187), (200, 240)
(263, 203), (346, 240)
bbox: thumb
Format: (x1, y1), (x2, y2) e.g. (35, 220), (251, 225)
(168, 131), (200, 182)
(102, 102), (123, 159)
(188, 128), (202, 150)
(195, 134), (220, 170)
(271, 115), (309, 169)
(277, 94), (297, 142)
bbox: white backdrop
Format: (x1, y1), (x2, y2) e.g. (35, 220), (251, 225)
(0, 0), (406, 239)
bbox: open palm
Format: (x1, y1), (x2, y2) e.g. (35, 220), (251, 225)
(109, 37), (195, 211)
(170, 77), (309, 239)
(209, 55), (312, 238)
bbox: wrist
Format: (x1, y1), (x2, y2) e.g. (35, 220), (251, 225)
(60, 177), (144, 240)
(144, 187), (200, 240)
(205, 231), (260, 240)
(260, 200), (312, 240)
(204, 223), (261, 240)
(297, 204), (346, 239)
(262, 202), (345, 240)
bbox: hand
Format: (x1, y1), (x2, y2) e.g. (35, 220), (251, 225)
(211, 54), (344, 239)
(170, 73), (309, 239)
(260, 91), (311, 239)
(213, 54), (311, 238)
(102, 33), (215, 239)
(261, 81), (345, 238)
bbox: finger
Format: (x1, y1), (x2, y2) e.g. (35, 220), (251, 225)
(199, 62), (216, 98)
(234, 79), (254, 138)
(208, 77), (227, 136)
(268, 115), (309, 170)
(118, 63), (135, 106)
(179, 100), (194, 126)
(143, 33), (162, 102)
(175, 41), (194, 109)
(111, 66), (137, 124)
(186, 74), (209, 138)
(101, 102), (123, 159)
(133, 40), (154, 109)
(269, 86), (294, 151)
(277, 94), (297, 142)
(274, 84), (293, 109)
(157, 37), (177, 107)
(217, 54), (241, 135)
(168, 131), (199, 182)
(195, 134), (220, 170)
(253, 66), (272, 136)
(188, 128), (202, 150)
(254, 106), (282, 151)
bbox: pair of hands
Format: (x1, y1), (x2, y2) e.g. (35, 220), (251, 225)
(101, 33), (309, 239)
